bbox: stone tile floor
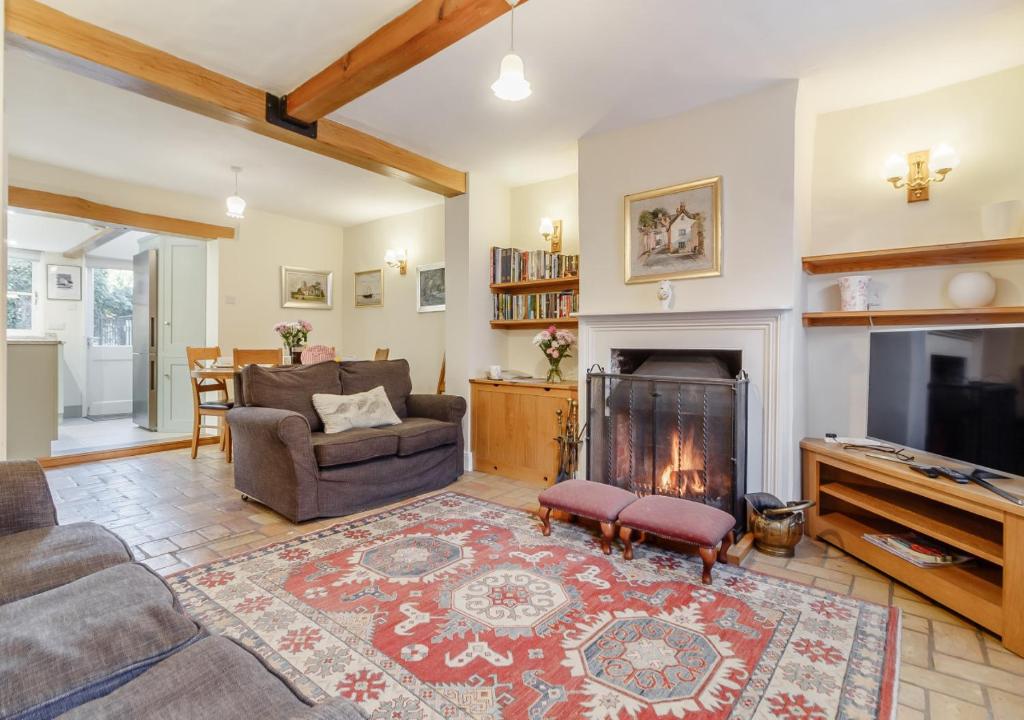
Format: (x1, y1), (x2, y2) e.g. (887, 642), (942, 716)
(46, 445), (1024, 720)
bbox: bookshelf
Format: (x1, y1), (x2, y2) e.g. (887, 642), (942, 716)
(490, 246), (579, 328)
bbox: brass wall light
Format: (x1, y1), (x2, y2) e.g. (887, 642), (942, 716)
(539, 217), (563, 252)
(384, 248), (408, 275)
(884, 144), (959, 203)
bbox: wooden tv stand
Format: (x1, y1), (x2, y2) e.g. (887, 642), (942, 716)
(801, 438), (1024, 656)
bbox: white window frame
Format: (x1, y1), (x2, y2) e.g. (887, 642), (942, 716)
(6, 249), (44, 336)
(85, 259), (133, 347)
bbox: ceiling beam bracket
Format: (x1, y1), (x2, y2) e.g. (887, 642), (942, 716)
(265, 93), (318, 139)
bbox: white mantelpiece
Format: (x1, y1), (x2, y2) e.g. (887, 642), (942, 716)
(576, 308), (796, 499)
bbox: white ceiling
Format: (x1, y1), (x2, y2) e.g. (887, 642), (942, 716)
(11, 0), (1024, 206)
(7, 209), (150, 260)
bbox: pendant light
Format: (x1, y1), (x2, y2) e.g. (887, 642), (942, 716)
(491, 0), (531, 102)
(225, 166), (246, 219)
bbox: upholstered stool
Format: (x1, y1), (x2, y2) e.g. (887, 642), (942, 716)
(618, 495), (735, 584)
(537, 479), (638, 554)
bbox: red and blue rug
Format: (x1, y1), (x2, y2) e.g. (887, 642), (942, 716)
(171, 492), (899, 719)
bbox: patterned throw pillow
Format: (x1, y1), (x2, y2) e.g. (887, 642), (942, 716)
(312, 386), (402, 434)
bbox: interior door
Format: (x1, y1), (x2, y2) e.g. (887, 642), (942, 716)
(157, 238), (206, 433)
(85, 266), (134, 417)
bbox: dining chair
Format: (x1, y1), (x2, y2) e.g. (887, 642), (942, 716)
(374, 347), (390, 361)
(300, 345), (336, 364)
(233, 348), (283, 368)
(186, 346), (233, 462)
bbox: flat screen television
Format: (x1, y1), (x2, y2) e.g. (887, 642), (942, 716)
(867, 327), (1024, 476)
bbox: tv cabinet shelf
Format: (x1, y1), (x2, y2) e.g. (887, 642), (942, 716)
(801, 438), (1024, 656)
(801, 237), (1024, 274)
(802, 307), (1024, 327)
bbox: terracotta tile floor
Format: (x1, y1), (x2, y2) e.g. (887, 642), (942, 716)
(46, 445), (1024, 720)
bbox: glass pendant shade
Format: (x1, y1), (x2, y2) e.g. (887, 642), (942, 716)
(492, 52), (531, 101)
(225, 194), (246, 219)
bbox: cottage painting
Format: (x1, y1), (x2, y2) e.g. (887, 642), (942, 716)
(624, 176), (722, 283)
(281, 266), (334, 309)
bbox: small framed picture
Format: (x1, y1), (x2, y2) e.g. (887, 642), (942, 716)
(416, 262), (445, 313)
(354, 269), (383, 308)
(47, 264), (82, 301)
(281, 266), (333, 309)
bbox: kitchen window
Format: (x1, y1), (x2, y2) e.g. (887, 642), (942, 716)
(6, 253), (42, 334)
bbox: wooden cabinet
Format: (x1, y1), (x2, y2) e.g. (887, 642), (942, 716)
(801, 438), (1024, 656)
(470, 379), (577, 484)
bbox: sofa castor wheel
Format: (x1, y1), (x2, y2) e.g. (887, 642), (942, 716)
(241, 494), (250, 502)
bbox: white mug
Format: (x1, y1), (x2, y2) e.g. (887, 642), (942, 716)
(488, 365), (503, 380)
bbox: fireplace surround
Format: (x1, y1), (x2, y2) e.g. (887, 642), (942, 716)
(586, 351), (749, 532)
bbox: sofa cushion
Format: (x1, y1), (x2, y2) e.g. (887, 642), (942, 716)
(0, 562), (203, 720)
(390, 418), (459, 456)
(57, 635), (367, 720)
(0, 522), (132, 605)
(311, 428), (399, 467)
(312, 387), (402, 434)
(340, 359), (412, 418)
(242, 361), (341, 432)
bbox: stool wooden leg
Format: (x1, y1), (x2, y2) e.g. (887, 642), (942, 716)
(539, 506), (552, 536)
(620, 526), (635, 560)
(599, 522), (615, 555)
(718, 531), (734, 563)
(698, 546), (717, 584)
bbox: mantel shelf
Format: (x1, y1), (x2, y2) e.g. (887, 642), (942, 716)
(803, 306), (1024, 327)
(802, 237), (1024, 275)
(490, 276), (579, 293)
(489, 318), (579, 330)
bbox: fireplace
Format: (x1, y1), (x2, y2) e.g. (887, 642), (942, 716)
(586, 350), (749, 532)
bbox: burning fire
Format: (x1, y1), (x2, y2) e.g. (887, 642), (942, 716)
(659, 427), (705, 496)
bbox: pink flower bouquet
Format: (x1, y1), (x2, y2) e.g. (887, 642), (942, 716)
(532, 325), (576, 383)
(274, 320), (313, 352)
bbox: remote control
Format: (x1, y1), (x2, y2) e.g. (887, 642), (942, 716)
(910, 465), (940, 478)
(935, 466), (971, 484)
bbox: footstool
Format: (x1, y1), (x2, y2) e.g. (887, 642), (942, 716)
(617, 495), (736, 584)
(537, 479), (638, 554)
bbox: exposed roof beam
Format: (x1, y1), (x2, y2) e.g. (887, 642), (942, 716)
(9, 186), (237, 240)
(5, 0), (467, 197)
(285, 0), (527, 123)
(62, 227), (130, 258)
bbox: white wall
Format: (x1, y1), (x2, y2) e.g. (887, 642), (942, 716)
(579, 81), (799, 316)
(806, 65), (1024, 437)
(342, 205), (445, 393)
(8, 158), (345, 354)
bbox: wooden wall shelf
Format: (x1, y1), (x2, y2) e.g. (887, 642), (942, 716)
(802, 306), (1024, 327)
(802, 237), (1024, 275)
(490, 276), (579, 293)
(489, 318), (578, 330)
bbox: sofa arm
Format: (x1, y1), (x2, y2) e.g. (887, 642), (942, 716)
(406, 394), (467, 424)
(227, 407), (321, 522)
(0, 460), (57, 536)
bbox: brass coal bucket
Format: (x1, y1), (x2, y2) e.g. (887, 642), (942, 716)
(745, 493), (816, 558)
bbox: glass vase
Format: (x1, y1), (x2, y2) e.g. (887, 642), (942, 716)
(546, 360), (563, 383)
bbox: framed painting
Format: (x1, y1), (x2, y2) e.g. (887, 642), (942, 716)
(281, 266), (333, 309)
(354, 269), (384, 308)
(47, 264), (82, 301)
(416, 262), (445, 313)
(624, 176), (722, 284)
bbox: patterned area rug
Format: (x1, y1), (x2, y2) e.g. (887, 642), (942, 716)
(171, 493), (899, 719)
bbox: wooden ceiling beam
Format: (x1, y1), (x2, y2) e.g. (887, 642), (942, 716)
(9, 186), (237, 240)
(285, 0), (527, 123)
(5, 0), (466, 197)
(62, 227), (131, 258)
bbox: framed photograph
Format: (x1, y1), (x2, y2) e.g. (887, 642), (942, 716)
(354, 269), (383, 308)
(47, 264), (82, 301)
(624, 175), (722, 284)
(281, 266), (333, 309)
(416, 262), (445, 313)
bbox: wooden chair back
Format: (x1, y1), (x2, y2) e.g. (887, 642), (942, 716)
(374, 347), (390, 361)
(233, 348), (282, 368)
(186, 346), (227, 400)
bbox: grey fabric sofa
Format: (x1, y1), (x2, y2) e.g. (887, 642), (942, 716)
(228, 359), (467, 522)
(0, 461), (365, 720)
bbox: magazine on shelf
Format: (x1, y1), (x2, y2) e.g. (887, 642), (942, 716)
(862, 532), (972, 568)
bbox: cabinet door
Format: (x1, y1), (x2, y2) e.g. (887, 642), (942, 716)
(158, 238), (206, 432)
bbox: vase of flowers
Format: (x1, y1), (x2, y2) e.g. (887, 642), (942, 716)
(274, 320), (312, 364)
(533, 325), (576, 383)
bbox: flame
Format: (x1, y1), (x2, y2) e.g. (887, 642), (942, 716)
(659, 426), (705, 496)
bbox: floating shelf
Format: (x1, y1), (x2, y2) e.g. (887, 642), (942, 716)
(802, 306), (1024, 327)
(490, 276), (579, 293)
(802, 237), (1024, 275)
(489, 318), (578, 330)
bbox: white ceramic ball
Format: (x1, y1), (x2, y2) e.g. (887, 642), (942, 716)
(947, 271), (996, 308)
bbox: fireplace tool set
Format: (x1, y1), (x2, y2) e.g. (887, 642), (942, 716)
(554, 400), (585, 483)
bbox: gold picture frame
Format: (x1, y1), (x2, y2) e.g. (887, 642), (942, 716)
(624, 176), (722, 284)
(354, 268), (384, 308)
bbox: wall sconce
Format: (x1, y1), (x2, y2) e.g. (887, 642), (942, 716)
(539, 217), (563, 252)
(384, 249), (407, 275)
(884, 144), (959, 203)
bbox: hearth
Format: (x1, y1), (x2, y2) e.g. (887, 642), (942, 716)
(586, 350), (749, 532)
